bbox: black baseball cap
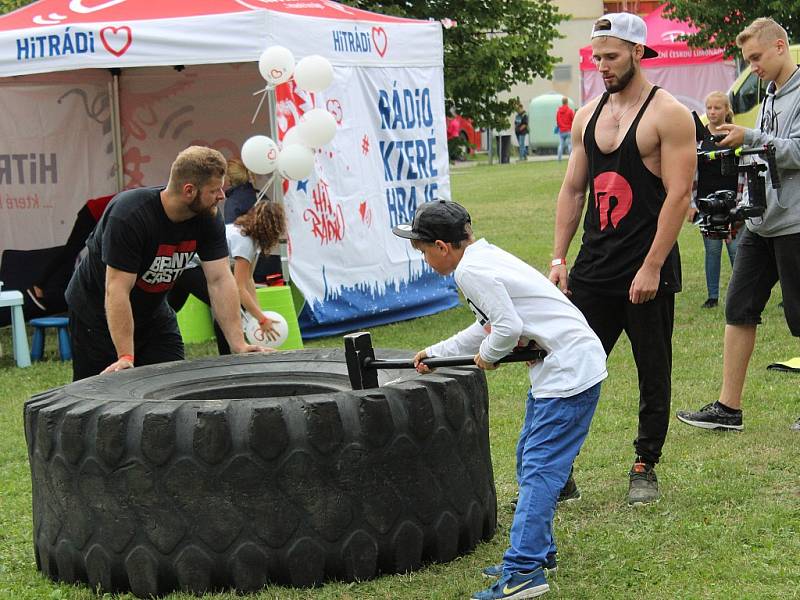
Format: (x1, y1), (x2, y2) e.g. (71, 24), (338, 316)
(392, 200), (471, 243)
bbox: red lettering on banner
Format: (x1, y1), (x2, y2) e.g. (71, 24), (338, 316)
(359, 201), (372, 227)
(304, 179), (345, 244)
(326, 99), (343, 124)
(123, 147), (151, 188)
(3, 193), (40, 210)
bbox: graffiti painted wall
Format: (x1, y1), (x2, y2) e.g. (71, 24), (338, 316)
(0, 69), (115, 252)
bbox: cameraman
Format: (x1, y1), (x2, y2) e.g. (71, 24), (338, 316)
(677, 17), (800, 432)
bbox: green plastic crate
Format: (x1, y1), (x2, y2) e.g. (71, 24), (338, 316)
(175, 294), (215, 344)
(255, 285), (304, 350)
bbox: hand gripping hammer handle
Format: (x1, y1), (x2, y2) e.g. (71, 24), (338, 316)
(344, 331), (546, 390)
(363, 348), (546, 370)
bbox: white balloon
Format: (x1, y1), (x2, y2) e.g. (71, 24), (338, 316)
(281, 126), (306, 148)
(293, 54), (334, 92)
(243, 310), (289, 348)
(240, 135), (279, 175)
(298, 108), (337, 147)
(258, 46), (294, 85)
(277, 144), (315, 180)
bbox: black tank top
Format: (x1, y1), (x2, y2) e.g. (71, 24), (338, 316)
(570, 86), (681, 295)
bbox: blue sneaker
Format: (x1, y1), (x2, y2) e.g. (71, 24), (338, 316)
(471, 568), (549, 599)
(482, 555), (557, 579)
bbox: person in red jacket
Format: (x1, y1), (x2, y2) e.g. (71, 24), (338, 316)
(556, 97), (575, 161)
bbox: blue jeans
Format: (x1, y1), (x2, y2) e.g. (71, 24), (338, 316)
(517, 134), (528, 159)
(505, 382), (601, 573)
(703, 234), (739, 299)
(557, 132), (571, 161)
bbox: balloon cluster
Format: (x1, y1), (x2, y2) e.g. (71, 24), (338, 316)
(242, 47), (337, 181)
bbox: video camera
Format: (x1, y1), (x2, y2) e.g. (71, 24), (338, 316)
(695, 143), (780, 239)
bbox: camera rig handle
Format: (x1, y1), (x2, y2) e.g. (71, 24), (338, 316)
(764, 143), (781, 189)
(698, 143), (781, 189)
(739, 162), (768, 208)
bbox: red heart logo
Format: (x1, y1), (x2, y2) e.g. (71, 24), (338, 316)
(270, 68), (284, 80)
(371, 27), (388, 57)
(267, 149), (277, 160)
(100, 26), (132, 57)
(359, 201), (372, 226)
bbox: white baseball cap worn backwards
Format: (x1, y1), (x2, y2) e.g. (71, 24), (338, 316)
(592, 12), (658, 59)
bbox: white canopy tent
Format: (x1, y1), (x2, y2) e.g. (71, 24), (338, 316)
(0, 0), (457, 336)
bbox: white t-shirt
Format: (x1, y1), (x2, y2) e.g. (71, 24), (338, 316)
(184, 224), (257, 270)
(225, 223), (258, 267)
(426, 238), (607, 398)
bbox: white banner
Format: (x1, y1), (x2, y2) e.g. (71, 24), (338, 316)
(0, 12), (269, 77)
(278, 65), (456, 335)
(266, 10), (443, 67)
(0, 70), (115, 252)
(0, 1), (442, 77)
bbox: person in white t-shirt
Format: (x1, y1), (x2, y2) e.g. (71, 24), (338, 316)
(393, 200), (607, 600)
(168, 200), (286, 354)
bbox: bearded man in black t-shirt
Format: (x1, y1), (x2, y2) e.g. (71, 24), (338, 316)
(66, 146), (266, 381)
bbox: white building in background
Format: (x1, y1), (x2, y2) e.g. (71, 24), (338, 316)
(504, 0), (604, 111)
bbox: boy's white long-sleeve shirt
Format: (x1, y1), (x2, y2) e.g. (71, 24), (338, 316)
(426, 239), (607, 398)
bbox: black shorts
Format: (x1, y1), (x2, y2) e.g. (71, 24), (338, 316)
(725, 228), (800, 336)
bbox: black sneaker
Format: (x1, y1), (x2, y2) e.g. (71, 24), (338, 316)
(628, 461), (659, 505)
(701, 298), (718, 308)
(676, 402), (743, 431)
(557, 471), (581, 503)
(791, 417), (800, 432)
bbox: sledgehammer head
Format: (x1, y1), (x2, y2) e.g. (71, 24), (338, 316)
(344, 331), (379, 390)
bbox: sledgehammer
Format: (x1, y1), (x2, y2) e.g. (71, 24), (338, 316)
(344, 331), (547, 390)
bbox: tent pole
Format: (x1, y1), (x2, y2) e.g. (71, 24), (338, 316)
(267, 86), (290, 283)
(110, 69), (124, 191)
(267, 88), (281, 203)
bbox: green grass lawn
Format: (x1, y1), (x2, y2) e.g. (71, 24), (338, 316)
(1, 159), (799, 599)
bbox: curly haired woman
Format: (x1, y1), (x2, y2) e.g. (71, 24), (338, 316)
(168, 200), (287, 354)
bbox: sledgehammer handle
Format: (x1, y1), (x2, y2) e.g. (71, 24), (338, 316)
(364, 348), (546, 370)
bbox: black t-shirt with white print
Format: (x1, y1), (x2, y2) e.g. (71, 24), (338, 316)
(66, 186), (228, 328)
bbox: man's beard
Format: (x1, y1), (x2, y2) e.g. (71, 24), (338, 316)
(604, 57), (636, 94)
(188, 191), (218, 217)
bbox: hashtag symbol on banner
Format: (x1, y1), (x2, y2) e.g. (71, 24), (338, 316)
(361, 135), (370, 155)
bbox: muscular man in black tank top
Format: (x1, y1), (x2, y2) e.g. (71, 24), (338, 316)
(549, 13), (696, 506)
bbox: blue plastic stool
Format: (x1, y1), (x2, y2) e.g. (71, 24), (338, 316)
(29, 316), (72, 361)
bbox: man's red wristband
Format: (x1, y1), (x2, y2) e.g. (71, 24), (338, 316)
(258, 316), (269, 325)
(118, 354), (134, 363)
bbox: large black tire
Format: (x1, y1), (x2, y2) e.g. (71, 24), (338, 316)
(25, 349), (496, 597)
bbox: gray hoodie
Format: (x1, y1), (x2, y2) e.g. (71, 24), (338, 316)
(743, 66), (800, 237)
